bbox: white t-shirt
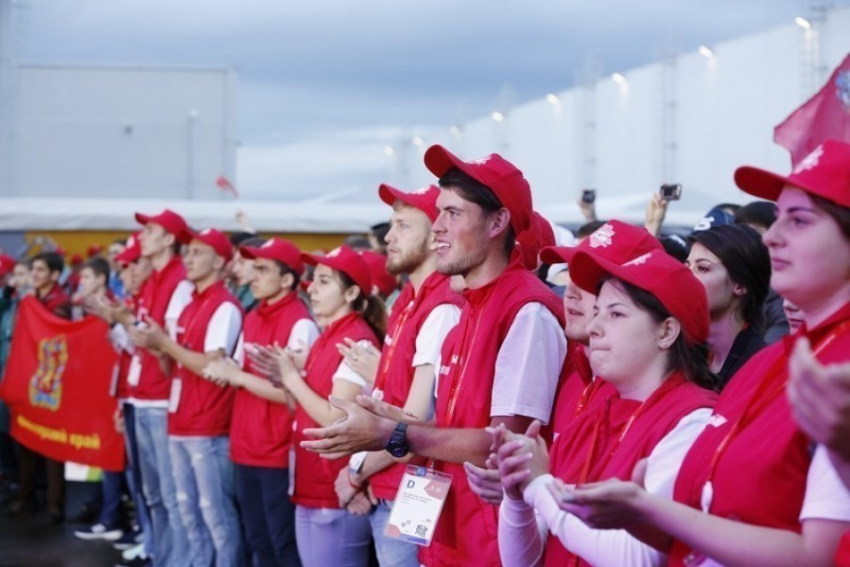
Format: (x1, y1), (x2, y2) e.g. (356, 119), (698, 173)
(800, 444), (850, 522)
(333, 339), (373, 390)
(412, 303), (462, 368)
(491, 302), (567, 424)
(203, 302), (243, 356)
(499, 408), (713, 567)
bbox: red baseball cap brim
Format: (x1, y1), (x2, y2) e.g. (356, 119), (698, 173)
(240, 238), (305, 276)
(378, 184), (440, 222)
(539, 245), (577, 265)
(134, 209), (189, 236)
(179, 228), (234, 262)
(300, 246), (372, 297)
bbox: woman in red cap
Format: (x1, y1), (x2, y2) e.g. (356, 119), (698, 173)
(271, 245), (385, 567)
(496, 248), (717, 566)
(554, 140), (850, 566)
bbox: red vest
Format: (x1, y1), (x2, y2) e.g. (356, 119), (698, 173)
(543, 373), (717, 567)
(422, 259), (565, 567)
(132, 256), (186, 401)
(39, 284), (71, 319)
(230, 292), (313, 468)
(168, 280), (242, 436)
(291, 312), (379, 508)
(548, 343), (616, 437)
(837, 531), (850, 567)
(370, 273), (464, 500)
(669, 302), (850, 566)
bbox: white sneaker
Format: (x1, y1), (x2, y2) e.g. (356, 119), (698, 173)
(122, 542), (145, 562)
(74, 522), (124, 541)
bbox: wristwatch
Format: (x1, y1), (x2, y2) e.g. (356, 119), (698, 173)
(384, 422), (409, 458)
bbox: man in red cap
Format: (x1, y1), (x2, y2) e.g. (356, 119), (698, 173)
(303, 147), (567, 566)
(133, 227), (244, 567)
(332, 184), (464, 567)
(126, 209), (193, 566)
(204, 237), (319, 567)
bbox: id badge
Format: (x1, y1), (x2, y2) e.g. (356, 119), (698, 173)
(127, 355), (142, 387)
(288, 420), (297, 497)
(384, 465), (452, 547)
(168, 379), (182, 413)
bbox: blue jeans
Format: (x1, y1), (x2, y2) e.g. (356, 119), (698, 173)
(99, 470), (123, 527)
(235, 464), (300, 567)
(369, 500), (420, 567)
(123, 403), (154, 556)
(135, 406), (189, 567)
(169, 436), (243, 567)
(294, 505), (372, 567)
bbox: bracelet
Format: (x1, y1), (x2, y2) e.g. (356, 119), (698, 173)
(347, 469), (363, 491)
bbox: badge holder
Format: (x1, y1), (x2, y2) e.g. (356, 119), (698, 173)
(384, 465), (452, 546)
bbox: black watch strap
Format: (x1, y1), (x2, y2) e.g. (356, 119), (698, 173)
(385, 422), (409, 458)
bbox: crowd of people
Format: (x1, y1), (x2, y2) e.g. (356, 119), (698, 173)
(0, 139), (849, 567)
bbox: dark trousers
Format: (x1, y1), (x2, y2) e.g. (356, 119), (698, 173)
(17, 443), (65, 513)
(235, 464), (300, 567)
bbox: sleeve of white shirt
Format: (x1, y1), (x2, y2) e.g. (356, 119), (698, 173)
(332, 339), (372, 389)
(800, 444), (850, 522)
(412, 304), (461, 368)
(499, 495), (547, 567)
(203, 303), (243, 355)
(518, 408), (713, 567)
(164, 280), (194, 341)
(288, 318), (320, 351)
(491, 302), (567, 424)
(109, 324), (134, 355)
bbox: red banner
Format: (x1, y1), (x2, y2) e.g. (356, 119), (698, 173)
(0, 297), (124, 471)
(775, 53), (850, 167)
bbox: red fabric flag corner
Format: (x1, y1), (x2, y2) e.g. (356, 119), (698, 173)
(774, 54), (850, 167)
(0, 297), (124, 471)
(216, 175), (239, 198)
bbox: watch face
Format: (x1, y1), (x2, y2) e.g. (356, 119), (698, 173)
(389, 445), (407, 458)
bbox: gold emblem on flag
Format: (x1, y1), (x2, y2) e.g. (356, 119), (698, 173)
(28, 335), (68, 411)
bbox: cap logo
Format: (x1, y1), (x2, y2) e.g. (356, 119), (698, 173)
(589, 223), (615, 248)
(127, 236), (136, 247)
(693, 216), (714, 232)
(327, 247), (342, 258)
(200, 228), (213, 236)
(837, 70), (850, 110)
(412, 186), (431, 195)
(469, 155), (493, 166)
(261, 240), (275, 249)
(794, 145), (824, 174)
(624, 251), (652, 267)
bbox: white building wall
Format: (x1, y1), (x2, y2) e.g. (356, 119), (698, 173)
(411, 8), (850, 225)
(13, 64), (237, 200)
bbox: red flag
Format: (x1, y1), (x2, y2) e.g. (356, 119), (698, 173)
(0, 297), (124, 471)
(774, 53), (850, 167)
(216, 175), (239, 198)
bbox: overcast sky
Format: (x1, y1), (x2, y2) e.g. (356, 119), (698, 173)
(18, 0), (840, 200)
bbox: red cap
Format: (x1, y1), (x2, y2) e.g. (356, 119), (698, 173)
(240, 237), (304, 276)
(115, 232), (143, 266)
(0, 254), (16, 276)
(71, 254), (84, 266)
(517, 212), (556, 270)
(87, 244), (103, 258)
(735, 140), (850, 207)
(424, 145), (532, 235)
(134, 209), (189, 237)
(378, 184), (440, 222)
(301, 245), (372, 296)
(570, 249), (709, 345)
(178, 228), (234, 262)
(540, 220), (662, 266)
(360, 251), (397, 296)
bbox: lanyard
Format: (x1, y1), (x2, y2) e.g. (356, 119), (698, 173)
(703, 321), (850, 492)
(374, 299), (415, 393)
(574, 378), (604, 418)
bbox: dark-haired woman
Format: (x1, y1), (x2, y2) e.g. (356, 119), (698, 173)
(558, 140), (850, 566)
(272, 246), (385, 567)
(496, 249), (717, 566)
(687, 224), (770, 388)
